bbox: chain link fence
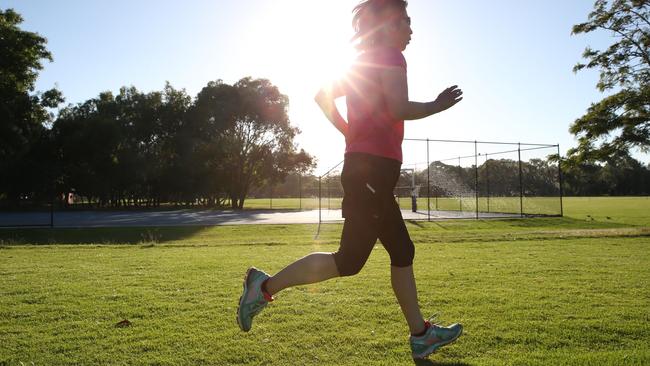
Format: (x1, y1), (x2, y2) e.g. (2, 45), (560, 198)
(1, 138), (562, 227)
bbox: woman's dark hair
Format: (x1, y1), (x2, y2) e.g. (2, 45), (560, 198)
(351, 0), (408, 50)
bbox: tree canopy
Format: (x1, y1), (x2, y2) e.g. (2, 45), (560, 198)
(570, 0), (650, 163)
(0, 9), (63, 205)
(47, 79), (315, 209)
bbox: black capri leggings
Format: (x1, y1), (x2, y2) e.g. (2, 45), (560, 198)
(332, 152), (415, 277)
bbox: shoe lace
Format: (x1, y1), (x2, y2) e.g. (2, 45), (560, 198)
(426, 313), (441, 327)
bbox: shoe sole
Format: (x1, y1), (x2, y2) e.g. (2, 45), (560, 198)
(412, 326), (463, 360)
(236, 267), (253, 332)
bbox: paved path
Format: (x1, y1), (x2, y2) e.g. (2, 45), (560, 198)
(0, 209), (516, 228)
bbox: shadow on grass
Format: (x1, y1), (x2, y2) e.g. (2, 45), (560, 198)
(0, 208), (311, 230)
(413, 359), (472, 366)
(407, 220), (427, 228)
(0, 226), (210, 245)
(0, 215), (638, 247)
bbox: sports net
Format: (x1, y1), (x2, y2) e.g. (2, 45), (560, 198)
(318, 138), (563, 222)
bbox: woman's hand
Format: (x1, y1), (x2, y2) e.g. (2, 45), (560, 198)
(433, 85), (463, 113)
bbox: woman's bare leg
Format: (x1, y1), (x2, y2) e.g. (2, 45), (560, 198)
(264, 254), (425, 334)
(264, 253), (340, 296)
(391, 265), (426, 335)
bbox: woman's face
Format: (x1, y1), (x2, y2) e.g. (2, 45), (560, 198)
(383, 9), (412, 51)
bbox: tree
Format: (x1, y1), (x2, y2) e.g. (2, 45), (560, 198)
(154, 83), (194, 206)
(53, 85), (199, 208)
(53, 92), (123, 207)
(201, 77), (314, 209)
(185, 80), (239, 206)
(0, 9), (63, 206)
(51, 78), (314, 209)
(570, 0), (649, 162)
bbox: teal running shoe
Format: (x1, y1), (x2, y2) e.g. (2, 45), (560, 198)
(410, 319), (463, 359)
(237, 267), (271, 332)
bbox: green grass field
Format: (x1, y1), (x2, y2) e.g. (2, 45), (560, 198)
(1, 197), (649, 365)
(245, 196), (649, 218)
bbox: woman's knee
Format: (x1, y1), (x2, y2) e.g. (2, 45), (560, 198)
(332, 251), (367, 277)
(390, 240), (415, 267)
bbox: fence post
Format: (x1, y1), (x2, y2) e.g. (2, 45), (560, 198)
(475, 141), (479, 219)
(458, 156), (462, 213)
(50, 183), (54, 228)
(327, 176), (330, 210)
(486, 153), (490, 213)
(557, 144), (564, 217)
(518, 143), (524, 218)
(298, 174), (302, 210)
(427, 138), (430, 222)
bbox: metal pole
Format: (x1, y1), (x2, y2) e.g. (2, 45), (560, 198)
(327, 176), (330, 210)
(318, 177), (322, 224)
(458, 156), (462, 212)
(557, 144), (564, 217)
(403, 137), (558, 147)
(298, 174), (302, 210)
(411, 167), (416, 213)
(474, 141), (479, 219)
(427, 139), (430, 222)
(50, 182), (54, 228)
(518, 143), (524, 217)
(486, 153), (490, 213)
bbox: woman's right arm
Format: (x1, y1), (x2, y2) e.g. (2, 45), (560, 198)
(380, 66), (463, 121)
(314, 81), (348, 137)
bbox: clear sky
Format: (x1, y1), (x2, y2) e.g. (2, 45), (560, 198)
(5, 0), (647, 174)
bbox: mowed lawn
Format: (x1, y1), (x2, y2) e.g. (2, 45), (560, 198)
(0, 197), (649, 365)
(245, 195), (650, 219)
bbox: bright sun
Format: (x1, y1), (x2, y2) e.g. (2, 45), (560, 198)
(250, 0), (357, 93)
(238, 0), (359, 172)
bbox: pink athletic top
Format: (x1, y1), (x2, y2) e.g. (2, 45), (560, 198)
(343, 47), (407, 163)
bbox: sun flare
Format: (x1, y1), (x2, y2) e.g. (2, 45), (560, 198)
(250, 1), (358, 92)
(238, 0), (360, 172)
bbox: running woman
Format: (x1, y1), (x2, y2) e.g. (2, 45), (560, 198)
(237, 0), (464, 359)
